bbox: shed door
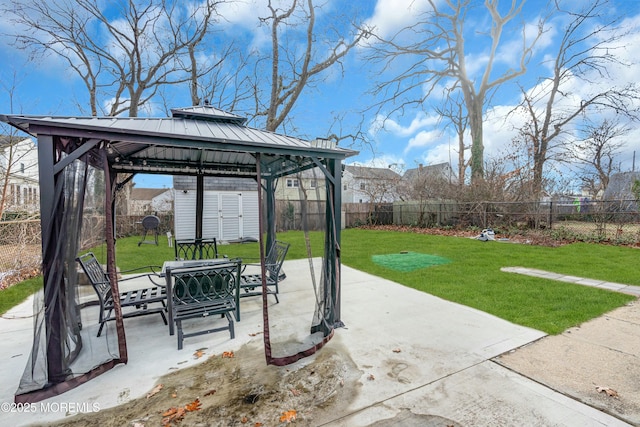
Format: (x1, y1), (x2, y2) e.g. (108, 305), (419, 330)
(202, 191), (219, 239)
(242, 192), (259, 239)
(174, 191), (196, 240)
(219, 193), (241, 241)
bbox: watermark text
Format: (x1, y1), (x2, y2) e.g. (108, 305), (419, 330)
(1, 401), (100, 414)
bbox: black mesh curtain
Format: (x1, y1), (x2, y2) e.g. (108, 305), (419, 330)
(16, 144), (120, 403)
(258, 155), (339, 366)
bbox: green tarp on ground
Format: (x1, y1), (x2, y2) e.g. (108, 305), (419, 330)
(372, 252), (451, 272)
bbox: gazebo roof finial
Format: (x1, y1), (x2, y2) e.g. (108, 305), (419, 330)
(171, 105), (247, 125)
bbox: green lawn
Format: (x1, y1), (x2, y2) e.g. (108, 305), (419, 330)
(1, 229), (636, 335)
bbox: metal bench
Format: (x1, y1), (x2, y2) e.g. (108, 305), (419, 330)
(174, 238), (220, 260)
(164, 259), (241, 350)
(240, 240), (290, 303)
(76, 252), (167, 337)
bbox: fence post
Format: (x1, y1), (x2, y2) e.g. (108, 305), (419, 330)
(548, 201), (553, 229)
(483, 202), (487, 228)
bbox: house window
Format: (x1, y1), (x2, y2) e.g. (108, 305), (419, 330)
(20, 163), (25, 173)
(343, 184), (347, 190)
(286, 178), (299, 188)
(359, 182), (365, 190)
(310, 180), (317, 188)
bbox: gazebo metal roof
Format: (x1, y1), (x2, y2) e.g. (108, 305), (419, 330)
(2, 105), (356, 179)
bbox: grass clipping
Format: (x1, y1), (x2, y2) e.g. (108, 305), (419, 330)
(372, 252), (451, 272)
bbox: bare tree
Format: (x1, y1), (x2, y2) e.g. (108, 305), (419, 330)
(434, 93), (470, 186)
(573, 119), (628, 197)
(0, 72), (38, 220)
(253, 0), (369, 132)
(4, 0), (225, 117)
(514, 0), (640, 200)
(367, 0), (543, 182)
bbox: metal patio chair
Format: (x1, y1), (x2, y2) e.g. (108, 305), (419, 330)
(76, 252), (167, 337)
(138, 214), (160, 246)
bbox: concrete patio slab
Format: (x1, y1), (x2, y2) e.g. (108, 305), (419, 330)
(0, 260), (633, 426)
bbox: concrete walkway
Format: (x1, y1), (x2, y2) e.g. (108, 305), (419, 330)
(0, 261), (635, 426)
(501, 266), (640, 296)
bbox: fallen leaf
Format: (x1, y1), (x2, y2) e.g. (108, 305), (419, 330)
(146, 384), (163, 399)
(171, 392), (177, 398)
(290, 388), (301, 396)
(254, 423), (263, 427)
(367, 374), (375, 381)
(249, 331), (263, 337)
(392, 348), (401, 353)
(194, 350), (205, 359)
(204, 389), (217, 397)
(596, 386), (619, 398)
(279, 410), (297, 423)
(222, 351), (235, 358)
(161, 406), (186, 426)
(241, 416), (248, 423)
(162, 407), (180, 417)
(185, 398), (202, 412)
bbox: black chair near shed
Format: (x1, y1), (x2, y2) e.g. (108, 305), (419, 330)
(174, 238), (221, 260)
(76, 252), (167, 337)
(239, 240), (290, 303)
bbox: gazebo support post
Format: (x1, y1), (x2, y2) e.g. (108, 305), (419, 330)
(102, 150), (127, 363)
(329, 158), (343, 325)
(195, 174), (204, 242)
(38, 134), (67, 384)
(264, 176), (276, 252)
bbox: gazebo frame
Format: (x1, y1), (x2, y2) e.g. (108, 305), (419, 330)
(1, 105), (357, 403)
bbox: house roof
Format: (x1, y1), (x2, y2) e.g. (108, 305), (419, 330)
(0, 105), (358, 179)
(603, 172), (640, 199)
(0, 135), (30, 149)
(131, 188), (169, 201)
(344, 165), (400, 180)
(404, 162), (456, 181)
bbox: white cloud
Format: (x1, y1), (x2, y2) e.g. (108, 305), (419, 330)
(404, 129), (442, 154)
(371, 111), (439, 137)
(364, 0), (434, 40)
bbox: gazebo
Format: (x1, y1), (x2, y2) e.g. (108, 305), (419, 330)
(0, 105), (357, 403)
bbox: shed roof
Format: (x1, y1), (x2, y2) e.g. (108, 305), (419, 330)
(131, 188), (170, 201)
(0, 105), (357, 179)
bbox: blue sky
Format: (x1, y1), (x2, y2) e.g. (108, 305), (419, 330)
(2, 0), (640, 190)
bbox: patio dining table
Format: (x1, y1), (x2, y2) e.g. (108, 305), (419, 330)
(160, 258), (232, 276)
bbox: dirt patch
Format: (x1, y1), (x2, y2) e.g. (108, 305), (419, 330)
(359, 225), (566, 247)
(52, 341), (363, 426)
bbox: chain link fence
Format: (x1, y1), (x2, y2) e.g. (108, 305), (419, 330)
(342, 199), (640, 245)
(0, 212), (175, 289)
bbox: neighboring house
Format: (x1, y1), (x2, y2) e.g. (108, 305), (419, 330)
(602, 172), (640, 200)
(173, 176), (259, 241)
(0, 136), (39, 214)
(130, 188), (174, 215)
(403, 162), (457, 184)
(275, 167), (326, 201)
(400, 162), (457, 200)
(342, 165), (401, 203)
